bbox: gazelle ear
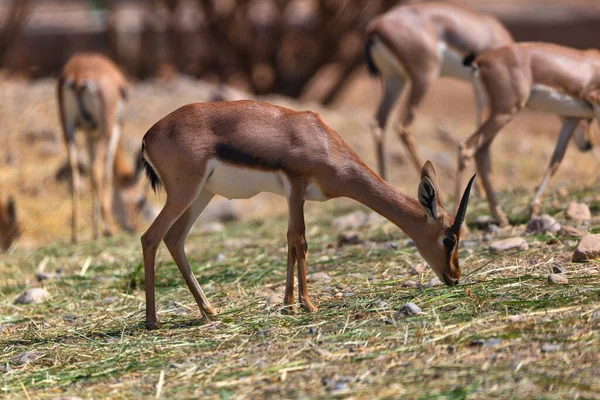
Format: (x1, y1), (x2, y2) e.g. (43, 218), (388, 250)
(421, 160), (441, 198)
(418, 176), (440, 221)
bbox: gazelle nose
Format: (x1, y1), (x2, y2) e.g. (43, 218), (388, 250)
(443, 273), (459, 287)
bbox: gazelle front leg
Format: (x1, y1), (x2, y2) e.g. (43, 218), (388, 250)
(529, 117), (580, 217)
(285, 178), (317, 313)
(66, 138), (80, 243)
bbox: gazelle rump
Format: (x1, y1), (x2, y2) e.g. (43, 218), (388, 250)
(365, 1), (513, 180)
(0, 196), (19, 252)
(456, 42), (600, 226)
(58, 53), (146, 242)
(139, 100), (475, 330)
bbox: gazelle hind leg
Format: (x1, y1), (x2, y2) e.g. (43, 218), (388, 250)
(141, 182), (206, 330)
(163, 189), (216, 316)
(371, 77), (405, 181)
(529, 117), (580, 217)
(286, 178), (317, 313)
(396, 67), (438, 174)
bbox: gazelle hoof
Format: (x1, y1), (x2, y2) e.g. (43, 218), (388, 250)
(146, 321), (159, 331)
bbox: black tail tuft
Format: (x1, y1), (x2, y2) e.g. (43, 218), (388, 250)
(140, 142), (162, 193)
(463, 52), (477, 67)
(365, 38), (379, 76)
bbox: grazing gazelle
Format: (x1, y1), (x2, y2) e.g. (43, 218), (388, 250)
(456, 42), (600, 226)
(58, 53), (145, 242)
(139, 100), (475, 329)
(0, 196), (19, 252)
(365, 1), (513, 180)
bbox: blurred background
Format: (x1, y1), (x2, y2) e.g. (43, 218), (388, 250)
(1, 0), (600, 248)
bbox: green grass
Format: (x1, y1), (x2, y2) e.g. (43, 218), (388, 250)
(1, 195), (600, 399)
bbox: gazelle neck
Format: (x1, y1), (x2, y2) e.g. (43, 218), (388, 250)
(345, 166), (428, 240)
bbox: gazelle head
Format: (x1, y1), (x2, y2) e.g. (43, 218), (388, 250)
(0, 196), (20, 251)
(414, 162), (475, 287)
(113, 151), (149, 233)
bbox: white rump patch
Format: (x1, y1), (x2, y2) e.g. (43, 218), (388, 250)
(204, 159), (328, 202)
(527, 84), (594, 118)
(369, 37), (408, 78)
(438, 42), (473, 81)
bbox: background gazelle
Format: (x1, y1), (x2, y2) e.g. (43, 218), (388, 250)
(58, 53), (146, 243)
(364, 1), (513, 180)
(456, 42), (600, 226)
(139, 100), (475, 330)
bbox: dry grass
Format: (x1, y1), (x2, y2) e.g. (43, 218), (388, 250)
(1, 75), (600, 398)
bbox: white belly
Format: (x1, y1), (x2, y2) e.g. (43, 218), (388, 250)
(203, 159), (328, 202)
(527, 84), (594, 118)
(438, 42), (473, 81)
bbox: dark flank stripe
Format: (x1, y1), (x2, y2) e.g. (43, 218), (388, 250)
(215, 143), (283, 171)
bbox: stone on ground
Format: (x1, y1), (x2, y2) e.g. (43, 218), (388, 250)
(394, 303), (422, 318)
(526, 214), (561, 233)
(547, 273), (568, 284)
(14, 288), (50, 305)
(572, 234), (600, 262)
(489, 237), (528, 252)
(331, 211), (368, 230)
(565, 202), (591, 222)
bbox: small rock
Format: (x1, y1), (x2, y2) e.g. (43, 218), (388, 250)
(489, 237), (528, 252)
(332, 211), (367, 230)
(394, 302), (422, 318)
(410, 263), (426, 275)
(405, 239), (415, 247)
(486, 224), (500, 234)
(307, 272), (331, 283)
(11, 351), (38, 365)
(378, 241), (399, 251)
(526, 215), (561, 234)
(343, 292), (355, 297)
(558, 225), (587, 237)
(401, 280), (418, 288)
(552, 265), (564, 274)
(572, 234), (600, 262)
(337, 231), (362, 247)
(460, 240), (477, 248)
(265, 293), (284, 308)
(548, 274), (568, 284)
(541, 343), (561, 353)
(215, 253), (226, 262)
(557, 187), (569, 198)
(591, 310), (600, 321)
(474, 215), (496, 230)
(102, 296), (119, 304)
(375, 301), (387, 309)
(331, 382), (348, 392)
(427, 277), (441, 287)
(34, 271), (54, 282)
(482, 233), (493, 242)
(14, 288), (50, 305)
(484, 338), (502, 347)
(566, 202), (591, 222)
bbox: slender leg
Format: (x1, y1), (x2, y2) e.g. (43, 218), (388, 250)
(163, 189), (216, 316)
(141, 193), (200, 330)
(89, 137), (116, 237)
(66, 139), (80, 243)
(529, 117), (580, 217)
(473, 80), (488, 198)
(286, 179), (317, 313)
(456, 112), (515, 227)
(396, 68), (438, 174)
(370, 77), (405, 181)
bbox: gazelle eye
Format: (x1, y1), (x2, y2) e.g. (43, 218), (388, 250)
(443, 237), (455, 251)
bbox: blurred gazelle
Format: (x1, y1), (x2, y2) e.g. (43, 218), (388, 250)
(139, 100), (475, 329)
(365, 1), (513, 180)
(456, 43), (600, 226)
(58, 53), (146, 242)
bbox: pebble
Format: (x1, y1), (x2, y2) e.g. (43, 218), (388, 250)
(331, 211), (368, 230)
(401, 280), (418, 288)
(474, 215), (496, 230)
(566, 202), (591, 222)
(11, 351), (38, 365)
(552, 265), (564, 274)
(102, 296), (119, 304)
(489, 237), (528, 252)
(14, 288), (50, 305)
(378, 241), (399, 251)
(469, 339), (500, 348)
(342, 292), (355, 297)
(548, 274), (568, 284)
(375, 301), (388, 309)
(558, 225), (587, 237)
(572, 234), (600, 262)
(410, 263), (426, 275)
(486, 224), (500, 234)
(427, 277), (441, 287)
(394, 302), (422, 318)
(526, 214), (561, 234)
(541, 343), (561, 353)
(460, 240), (478, 248)
(337, 231), (362, 246)
(482, 233), (493, 242)
(265, 293), (284, 308)
(215, 253), (226, 262)
(307, 272), (331, 283)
